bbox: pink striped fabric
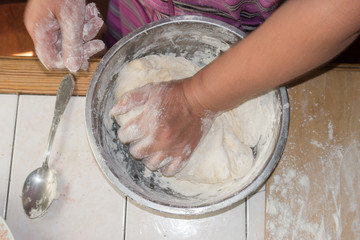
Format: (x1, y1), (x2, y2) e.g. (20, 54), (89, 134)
(106, 0), (282, 47)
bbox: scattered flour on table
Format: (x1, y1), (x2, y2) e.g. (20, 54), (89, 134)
(112, 55), (280, 195)
(267, 87), (360, 239)
(266, 141), (360, 240)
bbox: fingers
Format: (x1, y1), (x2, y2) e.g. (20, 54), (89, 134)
(128, 136), (154, 158)
(130, 139), (189, 177)
(85, 2), (98, 21)
(143, 152), (173, 171)
(122, 118), (189, 176)
(81, 3), (105, 71)
(117, 116), (146, 144)
(110, 85), (152, 116)
(83, 2), (104, 42)
(160, 156), (188, 177)
(55, 1), (104, 72)
(141, 149), (188, 176)
(80, 39), (105, 70)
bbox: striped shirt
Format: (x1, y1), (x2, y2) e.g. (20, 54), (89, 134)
(106, 0), (282, 47)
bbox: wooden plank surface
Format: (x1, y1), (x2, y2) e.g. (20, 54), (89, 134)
(1, 56), (360, 96)
(265, 67), (360, 239)
(0, 56), (100, 96)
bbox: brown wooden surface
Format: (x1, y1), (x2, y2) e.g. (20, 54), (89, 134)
(0, 56), (100, 95)
(1, 55), (359, 96)
(265, 66), (360, 239)
(0, 2), (34, 55)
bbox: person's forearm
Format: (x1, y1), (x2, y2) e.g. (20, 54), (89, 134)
(184, 0), (360, 113)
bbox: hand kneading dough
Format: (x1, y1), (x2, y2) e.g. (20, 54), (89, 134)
(113, 55), (256, 184)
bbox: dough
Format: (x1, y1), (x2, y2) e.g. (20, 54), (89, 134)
(113, 55), (261, 184)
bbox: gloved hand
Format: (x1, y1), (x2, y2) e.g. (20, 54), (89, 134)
(110, 79), (215, 176)
(24, 0), (105, 72)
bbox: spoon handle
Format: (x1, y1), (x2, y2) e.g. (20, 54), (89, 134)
(44, 74), (75, 167)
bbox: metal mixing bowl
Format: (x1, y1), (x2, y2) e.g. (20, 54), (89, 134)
(85, 16), (289, 216)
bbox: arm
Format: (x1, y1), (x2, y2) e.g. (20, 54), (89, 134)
(184, 0), (360, 113)
(112, 0), (360, 176)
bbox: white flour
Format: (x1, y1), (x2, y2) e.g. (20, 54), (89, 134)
(266, 81), (360, 239)
(266, 98), (360, 240)
(112, 55), (281, 198)
(266, 135), (360, 239)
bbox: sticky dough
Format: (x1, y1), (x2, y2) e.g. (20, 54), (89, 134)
(113, 55), (260, 184)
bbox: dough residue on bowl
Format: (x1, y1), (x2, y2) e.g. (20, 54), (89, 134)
(111, 55), (280, 190)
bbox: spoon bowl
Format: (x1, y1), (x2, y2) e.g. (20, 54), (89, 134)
(22, 74), (75, 218)
(22, 164), (57, 218)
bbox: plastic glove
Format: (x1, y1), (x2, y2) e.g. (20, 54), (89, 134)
(24, 0), (105, 72)
(110, 79), (215, 176)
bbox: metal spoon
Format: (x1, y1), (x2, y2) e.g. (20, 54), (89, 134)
(22, 74), (75, 218)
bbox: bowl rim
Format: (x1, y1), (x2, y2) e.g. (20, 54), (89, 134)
(85, 15), (290, 216)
